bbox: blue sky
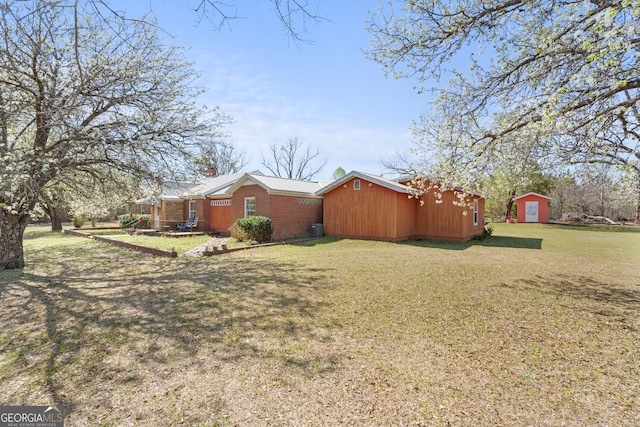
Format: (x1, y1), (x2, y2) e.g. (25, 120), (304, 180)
(120, 1), (430, 180)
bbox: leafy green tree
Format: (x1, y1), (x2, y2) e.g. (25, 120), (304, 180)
(332, 166), (346, 180)
(367, 0), (640, 221)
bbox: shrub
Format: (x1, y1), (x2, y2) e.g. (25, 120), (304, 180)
(118, 214), (151, 229)
(235, 216), (274, 243)
(71, 214), (85, 228)
(228, 222), (248, 242)
(473, 225), (494, 241)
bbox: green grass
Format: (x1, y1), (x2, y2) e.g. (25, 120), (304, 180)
(1, 222), (638, 425)
(108, 234), (214, 254)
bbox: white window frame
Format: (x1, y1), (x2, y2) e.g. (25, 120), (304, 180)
(473, 199), (479, 226)
(244, 197), (256, 217)
(354, 179), (361, 190)
(189, 200), (197, 219)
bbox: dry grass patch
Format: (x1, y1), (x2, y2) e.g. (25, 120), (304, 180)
(0, 223), (638, 425)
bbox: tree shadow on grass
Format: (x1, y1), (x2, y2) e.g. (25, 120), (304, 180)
(545, 222), (640, 233)
(0, 240), (335, 420)
(498, 274), (640, 325)
(398, 235), (543, 251)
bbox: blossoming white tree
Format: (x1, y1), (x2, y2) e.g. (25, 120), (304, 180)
(367, 0), (640, 221)
(0, 1), (230, 269)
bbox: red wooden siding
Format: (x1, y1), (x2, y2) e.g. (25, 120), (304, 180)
(414, 189), (484, 241)
(323, 178), (484, 242)
(515, 194), (549, 223)
(209, 201), (232, 233)
(323, 177), (407, 240)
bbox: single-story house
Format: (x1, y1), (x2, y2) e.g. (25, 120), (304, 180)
(137, 170), (486, 242)
(513, 192), (552, 223)
(316, 171), (485, 242)
(140, 171), (324, 240)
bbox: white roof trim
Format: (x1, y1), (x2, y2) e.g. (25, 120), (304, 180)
(316, 171), (413, 196)
(225, 173), (322, 196)
(513, 192), (552, 200)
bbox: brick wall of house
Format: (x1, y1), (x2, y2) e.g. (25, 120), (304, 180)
(230, 184), (322, 240)
(231, 185), (271, 220)
(161, 201), (184, 229)
(270, 195), (323, 240)
(135, 203), (152, 215)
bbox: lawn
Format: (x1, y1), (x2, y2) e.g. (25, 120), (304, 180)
(1, 223), (638, 425)
(106, 233), (215, 255)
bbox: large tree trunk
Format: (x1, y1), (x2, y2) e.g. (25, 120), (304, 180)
(47, 204), (63, 231)
(636, 179), (640, 224)
(0, 210), (30, 270)
(504, 189), (516, 221)
(40, 192), (64, 231)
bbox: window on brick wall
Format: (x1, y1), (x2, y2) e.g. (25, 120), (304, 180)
(189, 200), (196, 219)
(244, 197), (256, 217)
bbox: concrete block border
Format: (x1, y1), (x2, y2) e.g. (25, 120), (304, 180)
(64, 229), (178, 258)
(202, 238), (321, 256)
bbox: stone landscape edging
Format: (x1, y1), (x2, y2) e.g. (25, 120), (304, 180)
(64, 228), (320, 258)
(64, 229), (178, 258)
(202, 238), (321, 256)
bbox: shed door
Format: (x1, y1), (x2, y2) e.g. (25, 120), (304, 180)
(525, 201), (539, 222)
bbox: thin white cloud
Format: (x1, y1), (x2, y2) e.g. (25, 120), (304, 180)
(193, 40), (416, 180)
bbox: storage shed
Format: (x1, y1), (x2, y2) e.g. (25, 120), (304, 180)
(513, 192), (552, 223)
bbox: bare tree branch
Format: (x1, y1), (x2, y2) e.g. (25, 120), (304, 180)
(261, 137), (326, 181)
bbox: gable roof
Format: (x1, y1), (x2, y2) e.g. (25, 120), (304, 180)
(225, 173), (324, 197)
(316, 171), (413, 196)
(182, 171), (247, 199)
(513, 192), (552, 201)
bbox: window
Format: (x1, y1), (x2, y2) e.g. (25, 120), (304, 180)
(473, 199), (479, 226)
(189, 200), (196, 219)
(210, 200), (231, 206)
(244, 197), (256, 217)
(354, 179), (361, 190)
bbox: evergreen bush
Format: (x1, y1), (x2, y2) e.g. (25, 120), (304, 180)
(235, 216), (273, 243)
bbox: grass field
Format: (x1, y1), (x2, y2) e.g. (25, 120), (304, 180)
(106, 233), (215, 255)
(1, 223), (639, 425)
